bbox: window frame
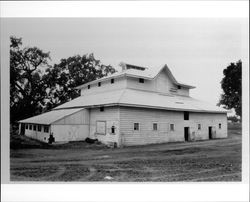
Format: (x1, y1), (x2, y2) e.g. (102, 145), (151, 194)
(33, 125), (37, 131)
(44, 126), (49, 133)
(111, 126), (115, 134)
(96, 121), (106, 135)
(139, 78), (144, 83)
(38, 125), (42, 132)
(153, 123), (158, 131)
(25, 124), (28, 129)
(184, 111), (189, 120)
(133, 123), (140, 131)
(170, 124), (175, 131)
(29, 124), (32, 130)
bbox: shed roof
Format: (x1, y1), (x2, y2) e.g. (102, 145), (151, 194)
(75, 64), (195, 90)
(55, 89), (228, 113)
(19, 108), (83, 125)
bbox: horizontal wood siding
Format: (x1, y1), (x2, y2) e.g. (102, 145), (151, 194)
(89, 106), (120, 145)
(81, 77), (126, 96)
(120, 107), (184, 146)
(120, 107), (227, 146)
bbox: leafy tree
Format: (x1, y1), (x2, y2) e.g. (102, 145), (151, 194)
(218, 60), (242, 118)
(43, 54), (116, 110)
(10, 36), (50, 125)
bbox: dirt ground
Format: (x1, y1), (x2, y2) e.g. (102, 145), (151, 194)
(10, 124), (242, 182)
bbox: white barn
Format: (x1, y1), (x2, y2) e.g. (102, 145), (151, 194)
(19, 63), (228, 147)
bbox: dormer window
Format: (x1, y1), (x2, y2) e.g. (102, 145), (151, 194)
(111, 79), (114, 84)
(98, 82), (101, 87)
(88, 85), (90, 89)
(178, 85), (181, 89)
(139, 78), (144, 83)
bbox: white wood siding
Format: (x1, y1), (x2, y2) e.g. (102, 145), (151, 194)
(80, 77), (127, 96)
(119, 107), (227, 146)
(89, 106), (120, 145)
(126, 77), (156, 92)
(25, 125), (50, 143)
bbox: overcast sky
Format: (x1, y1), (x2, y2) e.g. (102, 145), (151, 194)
(2, 18), (248, 109)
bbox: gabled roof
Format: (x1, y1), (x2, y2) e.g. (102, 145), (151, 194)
(55, 89), (228, 113)
(75, 63), (195, 89)
(19, 108), (83, 124)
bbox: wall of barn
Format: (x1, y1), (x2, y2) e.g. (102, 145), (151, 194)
(187, 112), (227, 140)
(80, 77), (127, 96)
(24, 124), (50, 143)
(51, 109), (90, 142)
(119, 106), (227, 146)
(89, 106), (120, 146)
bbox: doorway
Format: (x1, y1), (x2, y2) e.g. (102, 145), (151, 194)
(184, 127), (189, 141)
(208, 126), (212, 139)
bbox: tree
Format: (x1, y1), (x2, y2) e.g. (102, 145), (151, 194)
(43, 54), (116, 110)
(10, 36), (50, 125)
(218, 60), (242, 118)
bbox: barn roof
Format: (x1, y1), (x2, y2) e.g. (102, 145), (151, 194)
(54, 89), (228, 113)
(75, 64), (195, 90)
(19, 108), (83, 125)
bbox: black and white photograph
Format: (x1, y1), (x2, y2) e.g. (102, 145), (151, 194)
(1, 1), (249, 202)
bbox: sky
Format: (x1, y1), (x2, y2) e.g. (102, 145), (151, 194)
(2, 18), (248, 110)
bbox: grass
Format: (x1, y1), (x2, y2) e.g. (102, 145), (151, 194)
(10, 122), (242, 182)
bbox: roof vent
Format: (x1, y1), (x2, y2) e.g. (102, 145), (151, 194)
(119, 62), (147, 71)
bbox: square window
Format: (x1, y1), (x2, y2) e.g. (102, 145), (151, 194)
(134, 123), (139, 131)
(219, 123), (222, 129)
(38, 125), (41, 132)
(98, 82), (101, 87)
(44, 126), (49, 133)
(88, 85), (90, 89)
(139, 78), (144, 83)
(153, 123), (158, 131)
(100, 106), (104, 112)
(170, 124), (174, 131)
(33, 125), (37, 131)
(96, 121), (106, 134)
(29, 124), (32, 130)
(184, 111), (189, 120)
(198, 124), (201, 130)
(111, 79), (114, 84)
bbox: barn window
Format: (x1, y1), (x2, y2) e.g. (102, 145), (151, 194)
(139, 78), (144, 83)
(44, 126), (49, 133)
(219, 123), (222, 129)
(96, 121), (106, 134)
(153, 123), (158, 131)
(33, 125), (37, 131)
(98, 82), (101, 87)
(100, 106), (104, 112)
(198, 124), (201, 130)
(29, 124), (32, 130)
(111, 126), (115, 134)
(38, 125), (41, 132)
(170, 124), (175, 131)
(178, 85), (181, 89)
(88, 85), (90, 89)
(25, 124), (28, 129)
(134, 123), (139, 131)
(184, 111), (189, 120)
(111, 79), (114, 84)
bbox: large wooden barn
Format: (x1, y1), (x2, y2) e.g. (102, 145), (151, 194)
(19, 63), (228, 147)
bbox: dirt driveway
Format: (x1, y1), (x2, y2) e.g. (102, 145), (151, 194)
(10, 128), (241, 182)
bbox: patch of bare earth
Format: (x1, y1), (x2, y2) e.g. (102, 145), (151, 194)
(10, 123), (242, 182)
